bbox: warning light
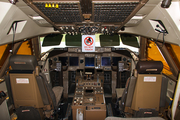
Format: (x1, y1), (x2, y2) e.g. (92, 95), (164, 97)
(45, 3), (48, 8)
(45, 3), (58, 8)
(49, 3), (51, 7)
(52, 3), (55, 8)
(56, 4), (59, 8)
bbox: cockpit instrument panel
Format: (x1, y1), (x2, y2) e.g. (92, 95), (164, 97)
(50, 47), (133, 72)
(85, 57), (95, 67)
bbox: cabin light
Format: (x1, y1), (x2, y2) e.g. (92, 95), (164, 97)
(30, 16), (44, 20)
(29, 15), (50, 26)
(131, 16), (144, 20)
(8, 0), (18, 4)
(161, 0), (172, 8)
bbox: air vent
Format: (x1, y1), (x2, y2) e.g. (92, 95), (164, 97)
(7, 20), (27, 35)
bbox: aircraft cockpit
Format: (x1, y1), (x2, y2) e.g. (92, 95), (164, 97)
(1, 0), (180, 120)
(39, 47), (135, 119)
(42, 47), (133, 93)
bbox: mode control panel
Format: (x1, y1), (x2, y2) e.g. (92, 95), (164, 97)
(78, 82), (101, 87)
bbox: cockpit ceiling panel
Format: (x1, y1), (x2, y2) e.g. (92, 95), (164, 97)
(32, 0), (139, 24)
(93, 2), (138, 22)
(33, 2), (82, 23)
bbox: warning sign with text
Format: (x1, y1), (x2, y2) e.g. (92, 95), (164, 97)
(82, 35), (95, 52)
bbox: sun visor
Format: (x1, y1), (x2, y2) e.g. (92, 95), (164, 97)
(42, 34), (63, 46)
(100, 34), (120, 47)
(120, 34), (139, 48)
(65, 34), (81, 46)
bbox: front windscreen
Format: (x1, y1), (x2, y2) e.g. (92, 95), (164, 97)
(69, 57), (79, 66)
(120, 34), (139, 48)
(65, 34), (81, 46)
(99, 34), (120, 47)
(42, 34), (63, 46)
(85, 57), (94, 67)
(101, 57), (111, 66)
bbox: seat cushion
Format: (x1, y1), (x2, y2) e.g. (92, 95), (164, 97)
(52, 86), (63, 106)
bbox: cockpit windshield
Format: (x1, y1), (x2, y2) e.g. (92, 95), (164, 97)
(40, 33), (139, 54)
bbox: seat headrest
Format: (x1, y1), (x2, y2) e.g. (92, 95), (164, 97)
(136, 61), (163, 74)
(9, 55), (37, 70)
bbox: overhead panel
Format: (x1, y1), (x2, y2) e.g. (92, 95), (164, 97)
(33, 1), (82, 23)
(93, 2), (139, 22)
(80, 0), (92, 21)
(25, 0), (145, 34)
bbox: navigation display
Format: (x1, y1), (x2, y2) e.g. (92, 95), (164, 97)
(69, 57), (79, 66)
(112, 57), (122, 66)
(58, 57), (68, 66)
(85, 57), (95, 67)
(101, 57), (111, 66)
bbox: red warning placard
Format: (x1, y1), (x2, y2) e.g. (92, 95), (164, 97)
(82, 35), (95, 52)
(84, 36), (94, 46)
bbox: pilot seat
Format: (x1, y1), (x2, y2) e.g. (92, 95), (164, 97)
(117, 61), (168, 117)
(9, 55), (63, 119)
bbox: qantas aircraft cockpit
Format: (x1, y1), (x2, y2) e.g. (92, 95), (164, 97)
(1, 0), (180, 120)
(38, 46), (136, 119)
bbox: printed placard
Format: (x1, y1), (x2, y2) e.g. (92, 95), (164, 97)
(16, 78), (29, 84)
(82, 35), (95, 52)
(144, 77), (156, 82)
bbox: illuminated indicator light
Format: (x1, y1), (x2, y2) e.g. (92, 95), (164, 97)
(52, 3), (55, 8)
(56, 4), (59, 8)
(45, 3), (48, 8)
(49, 3), (51, 8)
